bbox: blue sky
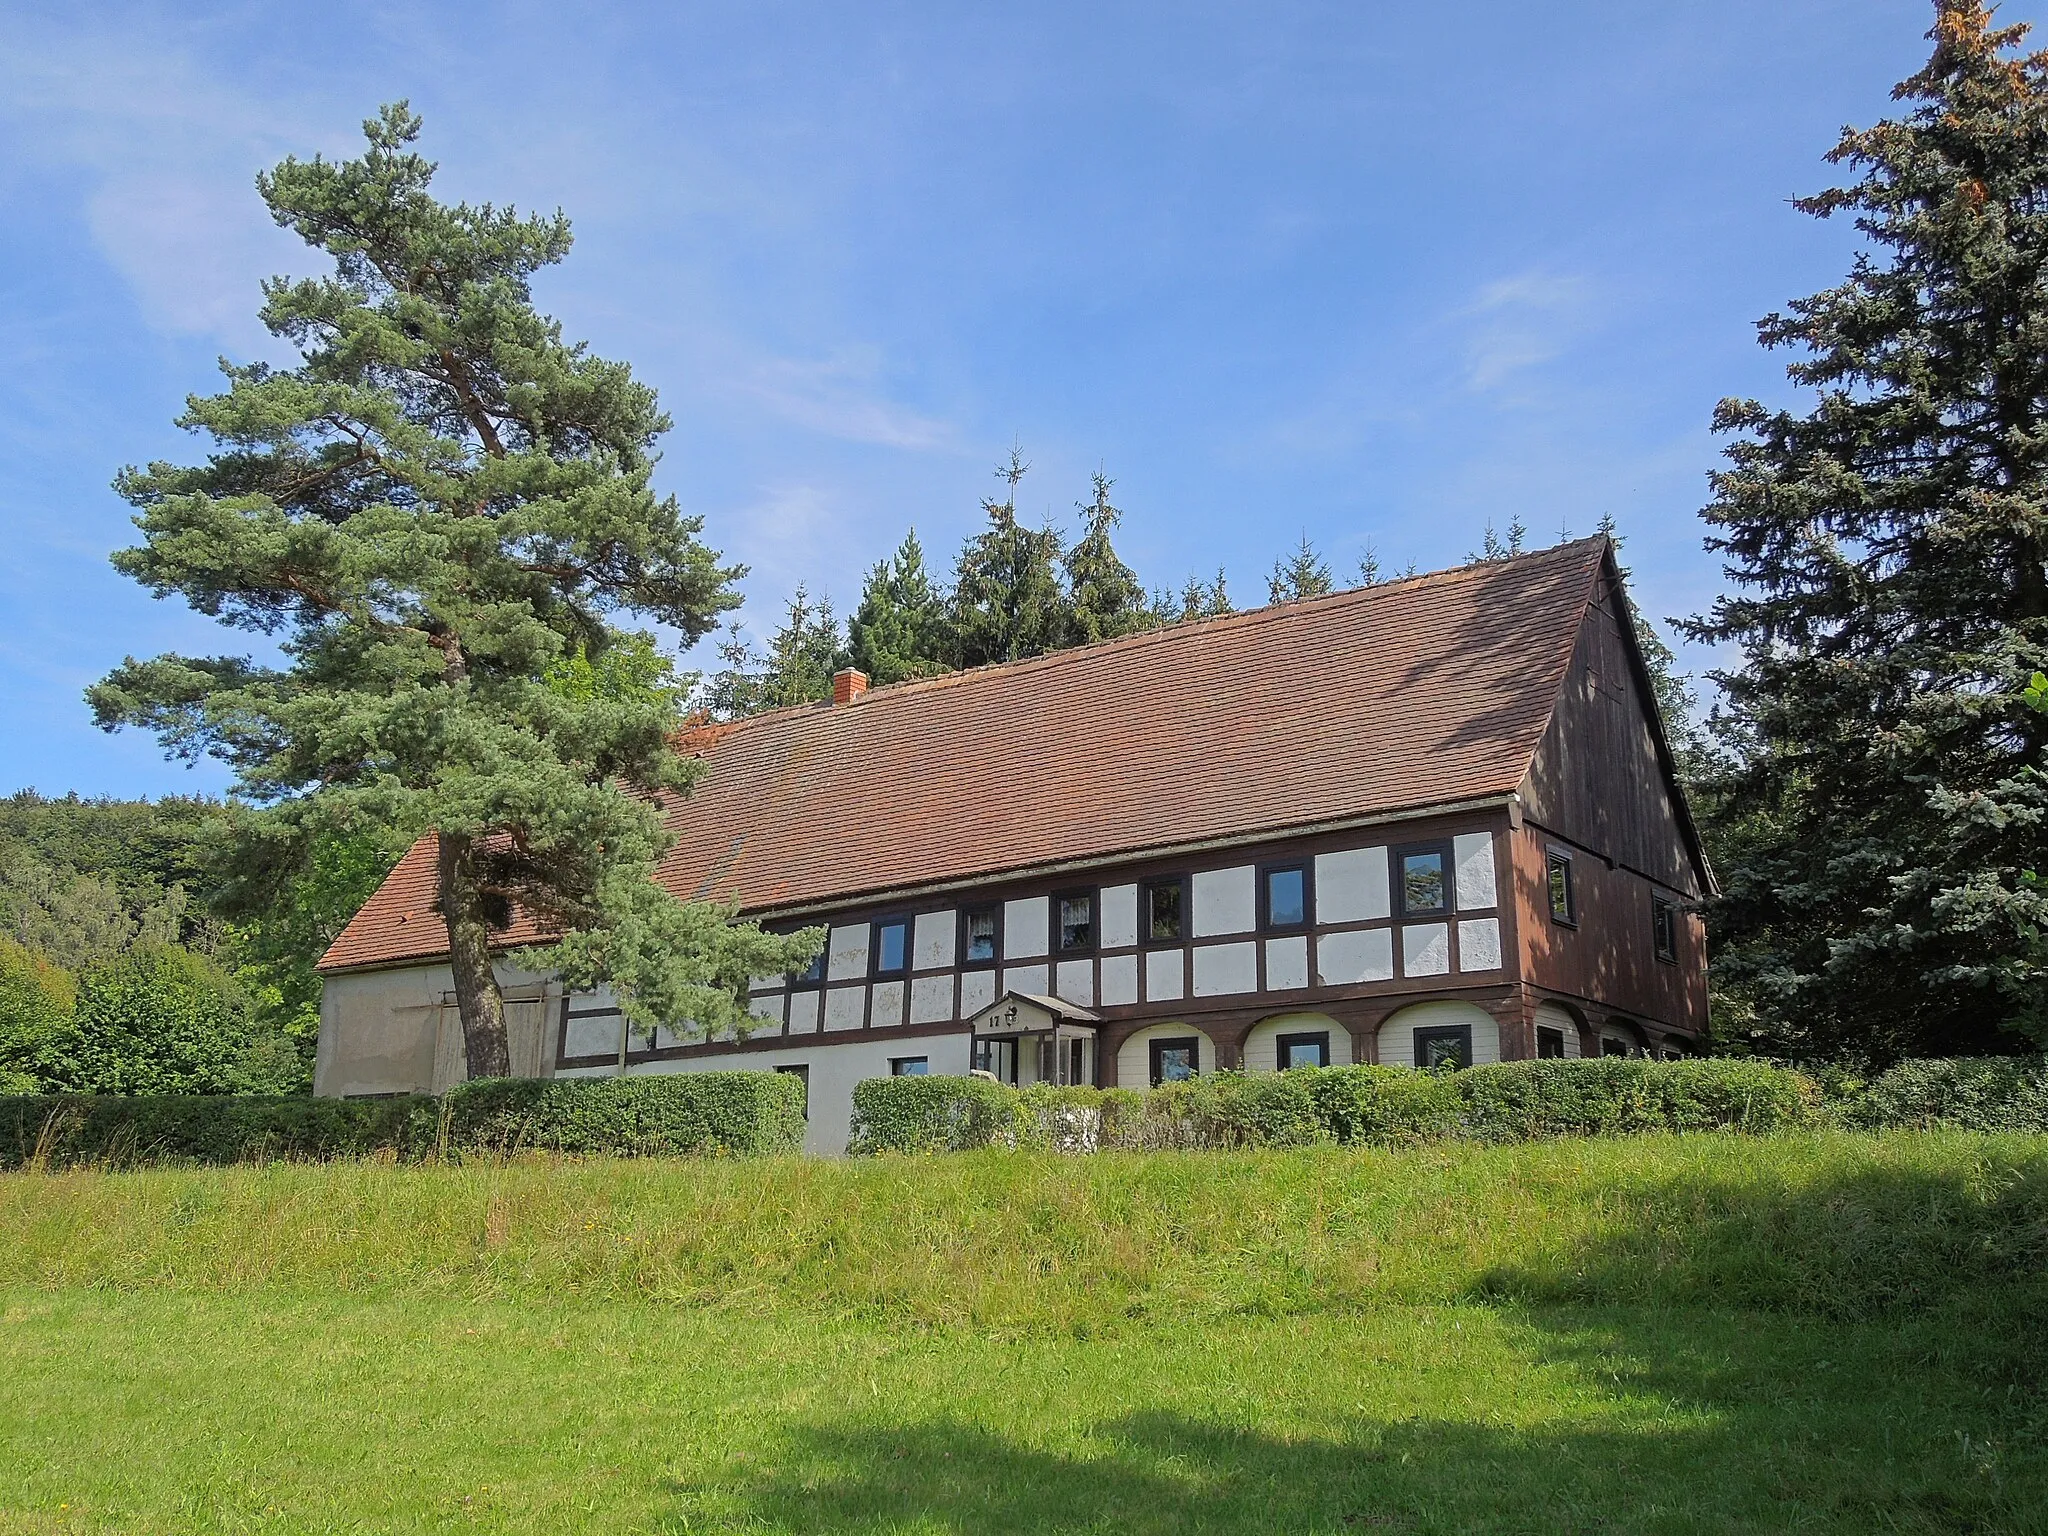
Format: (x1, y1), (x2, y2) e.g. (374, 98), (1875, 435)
(0, 0), (1988, 798)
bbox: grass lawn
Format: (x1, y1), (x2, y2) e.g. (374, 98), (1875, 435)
(2, 1134), (2045, 1533)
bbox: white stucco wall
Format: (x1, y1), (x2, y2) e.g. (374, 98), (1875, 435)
(1241, 1011), (1355, 1072)
(1375, 1000), (1500, 1068)
(1114, 1021), (1215, 1087)
(1192, 865), (1256, 936)
(1314, 846), (1389, 923)
(314, 960), (556, 1097)
(1317, 927), (1394, 985)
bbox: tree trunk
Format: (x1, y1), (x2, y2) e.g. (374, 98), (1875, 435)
(437, 829), (511, 1081)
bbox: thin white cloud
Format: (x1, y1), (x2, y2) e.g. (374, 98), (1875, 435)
(1461, 270), (1590, 390)
(739, 351), (955, 451)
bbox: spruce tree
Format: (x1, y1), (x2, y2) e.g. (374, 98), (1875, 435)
(848, 530), (953, 683)
(1267, 535), (1334, 604)
(1063, 471), (1155, 645)
(951, 447), (1069, 665)
(704, 585), (849, 716)
(88, 105), (816, 1077)
(1689, 3), (2048, 1057)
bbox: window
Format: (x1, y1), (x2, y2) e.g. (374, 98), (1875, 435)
(1397, 844), (1450, 917)
(961, 905), (1000, 966)
(871, 917), (908, 976)
(1413, 1025), (1471, 1070)
(1652, 897), (1678, 963)
(775, 1063), (809, 1116)
(1056, 890), (1096, 952)
(1547, 850), (1576, 925)
(1067, 1037), (1087, 1087)
(1601, 1036), (1631, 1058)
(1536, 1026), (1566, 1059)
(1261, 863), (1310, 930)
(790, 938), (826, 987)
(890, 1056), (930, 1076)
(1143, 878), (1185, 944)
(1149, 1035), (1200, 1086)
(1275, 1031), (1329, 1070)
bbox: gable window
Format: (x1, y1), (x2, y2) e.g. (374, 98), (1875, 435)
(1149, 1036), (1200, 1086)
(1413, 1025), (1470, 1070)
(1396, 843), (1450, 917)
(1536, 1026), (1566, 1059)
(1652, 897), (1678, 963)
(1261, 863), (1311, 930)
(1547, 850), (1576, 925)
(961, 905), (1000, 967)
(871, 917), (909, 976)
(1143, 878), (1186, 944)
(1056, 890), (1096, 952)
(1275, 1031), (1329, 1070)
(890, 1056), (930, 1076)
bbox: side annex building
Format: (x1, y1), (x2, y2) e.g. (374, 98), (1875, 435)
(314, 537), (1712, 1153)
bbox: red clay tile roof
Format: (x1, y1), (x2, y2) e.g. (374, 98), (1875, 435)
(319, 538), (1607, 973)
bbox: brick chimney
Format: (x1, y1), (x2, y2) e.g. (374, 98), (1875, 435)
(832, 667), (869, 706)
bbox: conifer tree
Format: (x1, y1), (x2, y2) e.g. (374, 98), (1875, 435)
(1267, 535), (1334, 604)
(1688, 3), (2048, 1057)
(88, 105), (817, 1077)
(1063, 471), (1155, 645)
(847, 530), (953, 683)
(704, 586), (849, 716)
(951, 447), (1069, 665)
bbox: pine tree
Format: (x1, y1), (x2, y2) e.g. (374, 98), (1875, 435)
(704, 586), (849, 716)
(1063, 471), (1154, 645)
(1358, 545), (1383, 587)
(87, 105), (816, 1076)
(1267, 535), (1334, 604)
(951, 447), (1069, 665)
(1467, 517), (1528, 563)
(848, 530), (953, 683)
(1687, 3), (2048, 1058)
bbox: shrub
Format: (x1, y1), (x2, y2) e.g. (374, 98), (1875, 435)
(1457, 1058), (1819, 1141)
(41, 943), (261, 1095)
(0, 938), (75, 1093)
(847, 1074), (1020, 1154)
(1307, 1065), (1464, 1146)
(1843, 1057), (2048, 1133)
(0, 1071), (805, 1169)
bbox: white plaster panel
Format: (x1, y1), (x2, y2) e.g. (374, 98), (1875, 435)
(1099, 953), (1139, 1007)
(1375, 1000), (1500, 1069)
(1242, 1012), (1356, 1072)
(1457, 917), (1502, 972)
(749, 973), (781, 994)
(826, 925), (869, 981)
(564, 1011), (623, 1058)
(1193, 941), (1258, 997)
(1003, 897), (1049, 959)
(1115, 1022), (1215, 1088)
(786, 989), (821, 1034)
(1317, 928), (1394, 985)
(1144, 948), (1185, 1001)
(748, 993), (786, 1026)
(1314, 846), (1390, 923)
(913, 910), (956, 970)
(1192, 866), (1257, 936)
(870, 980), (907, 1028)
(1401, 923), (1451, 977)
(1055, 960), (1095, 1006)
(823, 985), (867, 1031)
(959, 969), (996, 1017)
(909, 975), (955, 1025)
(1454, 833), (1498, 911)
(1535, 1000), (1583, 1058)
(1002, 963), (1049, 998)
(1264, 935), (1310, 991)
(1098, 884), (1139, 949)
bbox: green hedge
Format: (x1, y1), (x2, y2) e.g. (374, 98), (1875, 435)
(0, 1070), (806, 1170)
(848, 1058), (1829, 1155)
(1842, 1057), (2048, 1133)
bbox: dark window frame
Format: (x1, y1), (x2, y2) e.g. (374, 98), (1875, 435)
(1258, 860), (1314, 932)
(1274, 1030), (1330, 1070)
(1535, 1026), (1566, 1059)
(1651, 896), (1679, 964)
(1149, 1035), (1201, 1087)
(1141, 876), (1188, 946)
(870, 915), (911, 977)
(1394, 840), (1455, 919)
(959, 903), (1002, 969)
(787, 930), (828, 989)
(1413, 1024), (1472, 1070)
(889, 1055), (931, 1076)
(1546, 848), (1577, 927)
(1053, 887), (1099, 955)
(774, 1063), (810, 1117)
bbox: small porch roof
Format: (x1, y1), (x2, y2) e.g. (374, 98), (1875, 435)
(968, 991), (1102, 1037)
